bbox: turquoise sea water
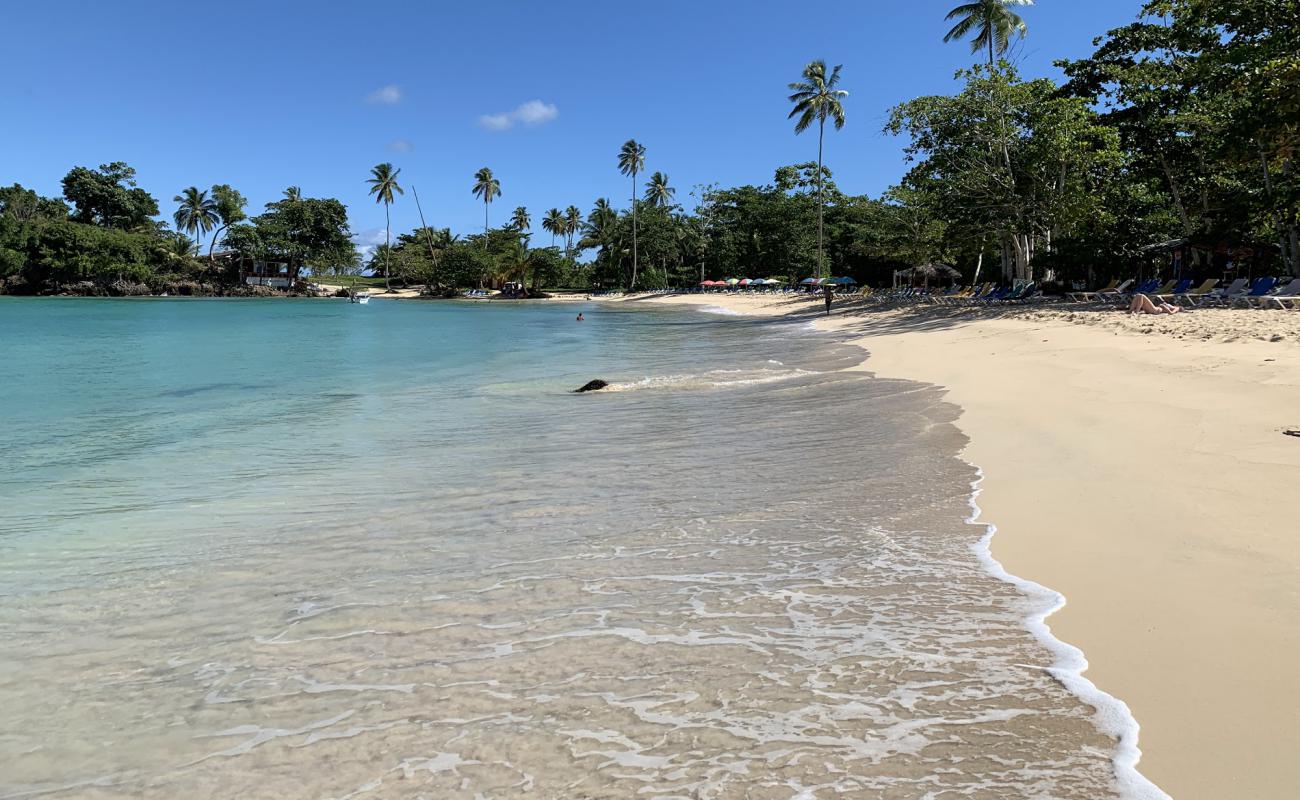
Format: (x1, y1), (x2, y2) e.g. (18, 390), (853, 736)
(0, 297), (1158, 799)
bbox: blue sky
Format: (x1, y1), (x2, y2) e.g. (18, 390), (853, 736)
(5, 1), (1143, 254)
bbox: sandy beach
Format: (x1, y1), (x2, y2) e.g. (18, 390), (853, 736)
(594, 291), (1300, 799)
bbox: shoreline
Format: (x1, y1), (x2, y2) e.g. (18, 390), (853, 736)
(594, 291), (1300, 799)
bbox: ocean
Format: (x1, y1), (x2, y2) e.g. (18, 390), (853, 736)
(0, 297), (1162, 799)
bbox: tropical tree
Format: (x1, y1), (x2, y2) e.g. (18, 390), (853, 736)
(944, 0), (1033, 66)
(172, 187), (219, 251)
(542, 208), (564, 249)
(645, 172), (675, 208)
(208, 184), (247, 265)
(580, 198), (624, 285)
(283, 186), (302, 202)
(62, 162), (159, 229)
(366, 162), (404, 291)
(617, 139), (647, 288)
(472, 167), (502, 240)
(511, 206), (531, 235)
(787, 60), (848, 279)
(564, 205), (583, 260)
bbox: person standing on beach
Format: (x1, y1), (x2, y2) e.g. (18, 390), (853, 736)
(823, 284), (834, 316)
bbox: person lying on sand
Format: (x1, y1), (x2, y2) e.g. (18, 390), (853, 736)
(1129, 294), (1183, 315)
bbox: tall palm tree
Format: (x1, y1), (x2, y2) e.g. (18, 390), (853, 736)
(943, 0), (1032, 66)
(617, 139), (646, 288)
(366, 163), (404, 291)
(511, 206), (531, 235)
(283, 186), (302, 202)
(787, 60), (847, 280)
(472, 167), (502, 241)
(172, 187), (218, 253)
(207, 184), (247, 266)
(564, 205), (583, 260)
(542, 208), (564, 249)
(644, 172), (675, 208)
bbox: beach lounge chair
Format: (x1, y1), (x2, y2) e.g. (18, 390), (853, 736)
(1095, 278), (1134, 303)
(1169, 278), (1219, 305)
(1108, 278), (1159, 304)
(961, 284), (996, 304)
(1147, 280), (1178, 298)
(1251, 278), (1300, 309)
(1067, 279), (1116, 302)
(1200, 277), (1250, 305)
(1224, 277), (1277, 306)
(1154, 279), (1192, 303)
(1004, 282), (1039, 303)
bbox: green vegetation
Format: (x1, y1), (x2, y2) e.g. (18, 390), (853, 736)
(2, 0), (1294, 297)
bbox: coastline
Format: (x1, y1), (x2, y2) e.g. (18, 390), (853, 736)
(595, 291), (1300, 799)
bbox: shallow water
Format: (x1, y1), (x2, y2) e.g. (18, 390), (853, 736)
(0, 298), (1152, 798)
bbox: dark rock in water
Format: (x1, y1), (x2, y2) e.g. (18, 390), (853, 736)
(574, 380), (610, 393)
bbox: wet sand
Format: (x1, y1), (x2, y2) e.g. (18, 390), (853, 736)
(597, 291), (1300, 799)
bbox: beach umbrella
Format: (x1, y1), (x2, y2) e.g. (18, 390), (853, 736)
(908, 262), (961, 288)
(738, 278), (752, 286)
(725, 278), (740, 285)
(836, 276), (858, 285)
(799, 278), (816, 285)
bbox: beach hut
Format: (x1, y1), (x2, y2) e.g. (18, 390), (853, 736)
(897, 263), (960, 288)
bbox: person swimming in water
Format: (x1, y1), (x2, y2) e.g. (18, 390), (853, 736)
(576, 312), (584, 321)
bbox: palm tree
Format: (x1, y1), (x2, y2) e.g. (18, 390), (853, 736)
(617, 139), (646, 288)
(564, 205), (583, 260)
(172, 187), (218, 253)
(580, 198), (622, 278)
(541, 208), (564, 248)
(511, 206), (531, 235)
(943, 0), (1032, 66)
(787, 60), (847, 280)
(283, 186), (302, 202)
(644, 172), (675, 208)
(207, 185), (247, 266)
(366, 163), (404, 291)
(472, 167), (502, 241)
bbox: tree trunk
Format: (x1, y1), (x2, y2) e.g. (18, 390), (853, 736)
(411, 185), (439, 290)
(1158, 150), (1195, 238)
(208, 224), (228, 269)
(817, 118), (825, 280)
(384, 201), (391, 291)
(630, 172), (639, 290)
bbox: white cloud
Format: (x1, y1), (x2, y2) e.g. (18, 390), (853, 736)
(388, 138), (413, 153)
(352, 227), (389, 268)
(479, 113), (513, 131)
(478, 99), (558, 131)
(366, 85), (402, 105)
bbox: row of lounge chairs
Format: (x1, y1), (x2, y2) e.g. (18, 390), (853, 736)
(854, 283), (1043, 305)
(1067, 277), (1300, 309)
